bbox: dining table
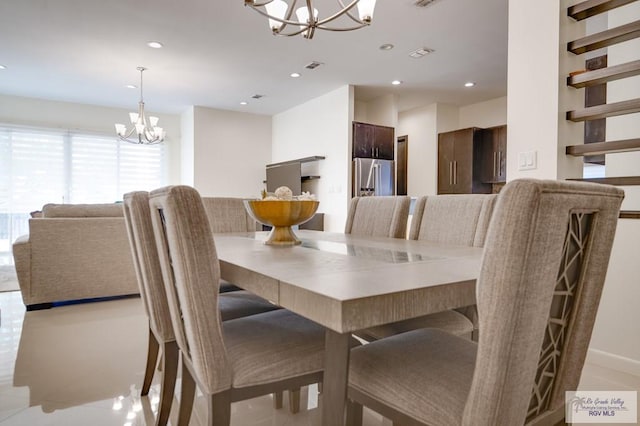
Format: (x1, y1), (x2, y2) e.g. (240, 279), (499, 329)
(214, 230), (483, 425)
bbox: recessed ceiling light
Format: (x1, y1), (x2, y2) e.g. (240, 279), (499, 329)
(391, 80), (402, 85)
(379, 43), (394, 51)
(125, 84), (137, 89)
(464, 82), (475, 87)
(0, 65), (6, 70)
(290, 72), (301, 78)
(147, 41), (163, 49)
(240, 101), (248, 105)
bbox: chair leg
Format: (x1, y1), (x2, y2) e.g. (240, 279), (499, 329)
(273, 391), (283, 409)
(208, 390), (231, 426)
(346, 398), (363, 426)
(288, 388), (301, 414)
(156, 341), (179, 426)
(177, 361), (197, 426)
(141, 327), (160, 396)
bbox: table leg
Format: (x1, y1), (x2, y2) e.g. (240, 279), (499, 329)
(321, 330), (351, 426)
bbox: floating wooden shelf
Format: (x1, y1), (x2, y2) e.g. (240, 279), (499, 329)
(568, 176), (640, 185)
(568, 0), (638, 21)
(568, 60), (640, 88)
(620, 210), (640, 219)
(566, 138), (640, 156)
(567, 20), (640, 54)
(266, 156), (325, 168)
(567, 98), (640, 121)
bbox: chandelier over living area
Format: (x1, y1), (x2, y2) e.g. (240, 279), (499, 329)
(115, 67), (165, 145)
(244, 0), (377, 39)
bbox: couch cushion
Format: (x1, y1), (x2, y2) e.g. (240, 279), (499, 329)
(42, 203), (123, 218)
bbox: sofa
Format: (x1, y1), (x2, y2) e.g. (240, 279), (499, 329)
(12, 203), (138, 308)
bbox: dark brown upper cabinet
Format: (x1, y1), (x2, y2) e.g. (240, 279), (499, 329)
(480, 125), (508, 184)
(438, 128), (491, 194)
(353, 121), (395, 160)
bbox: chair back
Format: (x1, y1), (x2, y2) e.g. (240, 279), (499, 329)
(409, 194), (497, 247)
(201, 197), (258, 233)
(345, 196), (411, 238)
(462, 179), (623, 425)
(148, 186), (231, 395)
(122, 192), (174, 342)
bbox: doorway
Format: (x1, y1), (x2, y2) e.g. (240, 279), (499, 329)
(397, 135), (408, 195)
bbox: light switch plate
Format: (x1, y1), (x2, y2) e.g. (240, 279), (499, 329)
(518, 151), (537, 171)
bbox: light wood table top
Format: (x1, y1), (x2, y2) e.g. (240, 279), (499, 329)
(214, 230), (483, 425)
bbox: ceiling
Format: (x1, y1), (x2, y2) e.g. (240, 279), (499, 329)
(0, 0), (508, 116)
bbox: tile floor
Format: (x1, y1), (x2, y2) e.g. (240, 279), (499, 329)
(0, 290), (638, 425)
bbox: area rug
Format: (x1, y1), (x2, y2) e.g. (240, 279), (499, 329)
(0, 264), (20, 293)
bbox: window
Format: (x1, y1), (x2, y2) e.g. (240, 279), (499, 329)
(0, 125), (166, 253)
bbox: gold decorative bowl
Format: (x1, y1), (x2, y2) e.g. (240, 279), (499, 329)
(244, 200), (319, 246)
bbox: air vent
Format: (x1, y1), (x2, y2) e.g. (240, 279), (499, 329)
(409, 47), (435, 58)
(251, 94), (264, 99)
(414, 0), (438, 7)
(305, 61), (324, 70)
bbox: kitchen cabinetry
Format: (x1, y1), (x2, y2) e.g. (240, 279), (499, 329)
(437, 128), (491, 194)
(353, 121), (394, 160)
(480, 125), (507, 183)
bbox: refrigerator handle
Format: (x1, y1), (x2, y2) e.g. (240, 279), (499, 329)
(373, 163), (380, 195)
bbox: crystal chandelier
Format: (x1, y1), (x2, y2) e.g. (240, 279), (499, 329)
(244, 0), (377, 39)
(115, 67), (165, 145)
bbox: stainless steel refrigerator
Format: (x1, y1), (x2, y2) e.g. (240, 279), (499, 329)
(353, 158), (395, 196)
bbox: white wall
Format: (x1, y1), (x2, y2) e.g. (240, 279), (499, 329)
(397, 103), (461, 196)
(398, 104), (438, 196)
(365, 94), (398, 128)
(187, 106), (271, 198)
(272, 86), (352, 232)
(459, 96), (507, 128)
(506, 0), (584, 181)
(354, 100), (368, 123)
(180, 106), (195, 186)
(0, 94), (182, 184)
(354, 95), (398, 128)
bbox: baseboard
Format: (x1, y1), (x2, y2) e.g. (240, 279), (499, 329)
(586, 348), (640, 377)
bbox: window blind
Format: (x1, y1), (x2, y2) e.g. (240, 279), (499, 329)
(0, 125), (165, 252)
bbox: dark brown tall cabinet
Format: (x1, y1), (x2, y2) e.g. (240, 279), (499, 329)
(437, 128), (491, 194)
(480, 125), (507, 184)
(353, 121), (394, 160)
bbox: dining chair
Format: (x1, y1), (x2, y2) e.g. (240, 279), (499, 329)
(148, 185), (331, 426)
(201, 196), (305, 410)
(344, 196), (411, 239)
(123, 191), (281, 425)
(201, 197), (259, 293)
(346, 179), (624, 426)
(357, 194), (497, 342)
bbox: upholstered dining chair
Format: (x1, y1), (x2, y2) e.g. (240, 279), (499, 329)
(148, 185), (331, 426)
(346, 179), (624, 426)
(357, 194), (497, 342)
(201, 196), (304, 410)
(201, 197), (259, 293)
(123, 191), (281, 425)
(344, 196), (411, 239)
